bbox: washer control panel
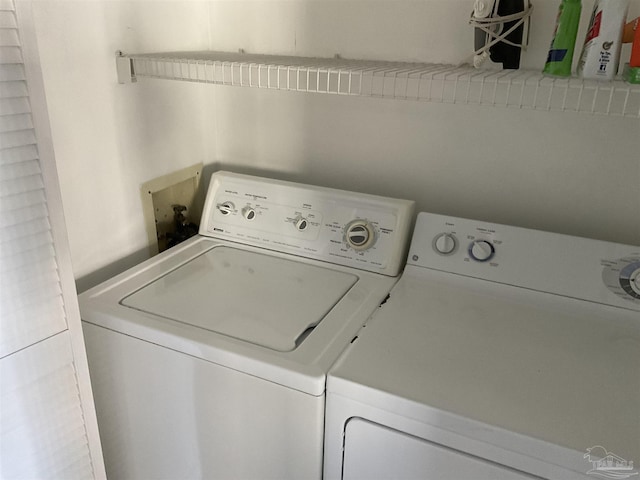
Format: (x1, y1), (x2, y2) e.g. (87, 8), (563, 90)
(200, 171), (415, 276)
(409, 212), (640, 310)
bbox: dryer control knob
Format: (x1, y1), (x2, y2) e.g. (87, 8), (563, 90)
(433, 233), (457, 255)
(294, 216), (308, 231)
(469, 240), (495, 262)
(242, 206), (256, 220)
(345, 220), (376, 251)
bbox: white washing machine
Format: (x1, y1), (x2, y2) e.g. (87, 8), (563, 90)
(324, 212), (640, 480)
(79, 171), (414, 480)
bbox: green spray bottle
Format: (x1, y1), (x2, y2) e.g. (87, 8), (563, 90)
(543, 0), (582, 76)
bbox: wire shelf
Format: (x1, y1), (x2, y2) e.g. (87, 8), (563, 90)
(117, 51), (640, 118)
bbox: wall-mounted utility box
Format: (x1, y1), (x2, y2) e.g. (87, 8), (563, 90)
(141, 163), (203, 255)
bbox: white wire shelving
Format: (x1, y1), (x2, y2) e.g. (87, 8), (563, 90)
(116, 51), (640, 118)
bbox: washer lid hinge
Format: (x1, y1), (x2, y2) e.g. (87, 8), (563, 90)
(379, 293), (391, 307)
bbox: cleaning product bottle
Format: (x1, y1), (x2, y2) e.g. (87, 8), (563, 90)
(543, 0), (582, 77)
(630, 19), (640, 68)
(624, 17), (640, 83)
(577, 0), (630, 80)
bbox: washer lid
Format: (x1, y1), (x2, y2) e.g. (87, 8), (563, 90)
(121, 246), (357, 352)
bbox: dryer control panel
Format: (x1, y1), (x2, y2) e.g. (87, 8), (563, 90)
(199, 171), (415, 276)
(408, 212), (640, 311)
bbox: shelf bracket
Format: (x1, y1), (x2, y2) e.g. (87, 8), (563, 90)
(115, 51), (136, 84)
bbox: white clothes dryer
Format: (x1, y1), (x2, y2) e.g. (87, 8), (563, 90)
(324, 212), (640, 480)
(79, 171), (414, 480)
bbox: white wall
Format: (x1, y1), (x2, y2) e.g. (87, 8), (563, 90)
(207, 0), (639, 246)
(30, 0), (215, 289)
(211, 89), (640, 243)
(31, 0), (640, 289)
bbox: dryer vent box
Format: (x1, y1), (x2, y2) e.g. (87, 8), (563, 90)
(141, 164), (203, 255)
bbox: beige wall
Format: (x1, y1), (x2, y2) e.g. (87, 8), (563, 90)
(30, 0), (640, 289)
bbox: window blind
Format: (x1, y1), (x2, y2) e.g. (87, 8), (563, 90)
(0, 0), (67, 358)
(0, 1), (103, 477)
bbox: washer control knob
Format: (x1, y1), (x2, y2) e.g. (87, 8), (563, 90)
(433, 233), (457, 255)
(294, 216), (308, 231)
(619, 262), (640, 299)
(217, 201), (235, 215)
(469, 240), (495, 262)
(345, 220), (376, 251)
(242, 206), (256, 220)
(632, 269), (640, 296)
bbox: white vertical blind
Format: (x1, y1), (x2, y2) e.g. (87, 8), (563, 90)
(0, 0), (67, 357)
(1, 1), (105, 477)
(1, 332), (95, 478)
